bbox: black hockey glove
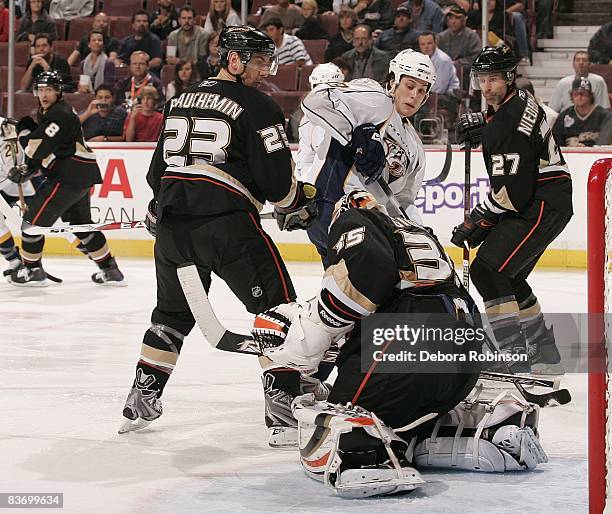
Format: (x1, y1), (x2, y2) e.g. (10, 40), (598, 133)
(456, 112), (486, 148)
(17, 116), (37, 134)
(350, 123), (386, 185)
(145, 198), (158, 238)
(451, 204), (501, 248)
(7, 163), (35, 184)
(274, 182), (318, 231)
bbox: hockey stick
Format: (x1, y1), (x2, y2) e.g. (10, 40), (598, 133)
(462, 142), (471, 290)
(377, 177), (408, 219)
(176, 262), (260, 355)
(479, 371), (560, 390)
(423, 140), (453, 186)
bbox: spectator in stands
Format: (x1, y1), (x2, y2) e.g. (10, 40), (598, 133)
(325, 7), (357, 61)
(77, 31), (115, 94)
(374, 5), (419, 53)
(436, 6), (480, 70)
(341, 24), (391, 81)
(515, 76), (558, 127)
(588, 15), (612, 65)
(204, 0), (240, 33)
(536, 0), (553, 39)
(123, 85), (164, 142)
(418, 31), (459, 94)
(149, 0), (179, 41)
(549, 50), (610, 113)
(79, 84), (127, 142)
(552, 77), (612, 147)
(114, 51), (164, 107)
(68, 13), (119, 66)
(398, 0), (444, 34)
(118, 9), (163, 72)
(354, 0), (394, 32)
(167, 6), (209, 67)
(503, 0), (530, 64)
(262, 18), (313, 66)
(166, 59), (197, 100)
(296, 0), (327, 40)
(0, 0), (12, 43)
(467, 0), (508, 47)
(49, 0), (93, 20)
(197, 31), (221, 79)
(260, 0), (305, 34)
(20, 32), (72, 91)
(17, 0), (57, 42)
(333, 0), (359, 14)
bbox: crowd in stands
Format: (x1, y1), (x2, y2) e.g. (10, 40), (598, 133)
(0, 0), (609, 145)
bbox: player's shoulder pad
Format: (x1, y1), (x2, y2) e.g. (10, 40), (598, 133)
(330, 207), (387, 240)
(242, 87), (285, 128)
(514, 89), (543, 138)
(44, 100), (75, 124)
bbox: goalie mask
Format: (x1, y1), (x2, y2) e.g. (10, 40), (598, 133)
(331, 190), (387, 226)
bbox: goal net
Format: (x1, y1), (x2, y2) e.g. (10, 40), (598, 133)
(588, 157), (612, 514)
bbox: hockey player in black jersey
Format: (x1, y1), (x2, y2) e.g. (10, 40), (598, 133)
(6, 71), (124, 286)
(452, 44), (573, 374)
(252, 191), (547, 497)
(119, 26), (318, 435)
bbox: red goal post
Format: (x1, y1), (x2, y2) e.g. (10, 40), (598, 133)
(588, 157), (612, 514)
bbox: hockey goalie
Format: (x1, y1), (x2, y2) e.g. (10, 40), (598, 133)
(251, 190), (548, 498)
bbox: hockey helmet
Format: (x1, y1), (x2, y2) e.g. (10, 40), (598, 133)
(308, 63), (345, 89)
(470, 44), (518, 90)
(33, 70), (64, 98)
(331, 190), (387, 225)
(219, 25), (278, 75)
(388, 49), (437, 93)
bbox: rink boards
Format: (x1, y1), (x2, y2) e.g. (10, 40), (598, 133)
(11, 143), (612, 268)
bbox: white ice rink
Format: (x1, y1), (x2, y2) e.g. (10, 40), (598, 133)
(0, 258), (589, 514)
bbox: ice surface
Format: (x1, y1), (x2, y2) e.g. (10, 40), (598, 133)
(0, 258), (588, 513)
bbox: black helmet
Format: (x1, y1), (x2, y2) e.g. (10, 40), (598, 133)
(470, 44), (518, 90)
(219, 25), (277, 72)
(33, 70), (64, 97)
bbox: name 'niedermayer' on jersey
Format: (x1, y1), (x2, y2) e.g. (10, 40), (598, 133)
(147, 79), (299, 218)
(480, 89), (572, 215)
(316, 207), (458, 337)
(300, 79), (426, 213)
(18, 100), (101, 187)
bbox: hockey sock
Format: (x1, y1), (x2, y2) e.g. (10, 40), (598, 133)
(135, 323), (185, 398)
(20, 233), (45, 267)
(75, 232), (111, 267)
(517, 293), (547, 347)
(262, 368), (301, 428)
(0, 229), (20, 265)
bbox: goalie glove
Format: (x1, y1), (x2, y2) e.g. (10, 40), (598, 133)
(350, 123), (386, 185)
(456, 111), (486, 148)
(145, 198), (158, 238)
(451, 203), (501, 248)
(7, 163), (35, 184)
(274, 182), (318, 231)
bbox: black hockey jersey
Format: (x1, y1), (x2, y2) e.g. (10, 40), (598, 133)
(481, 89), (572, 215)
(147, 79), (299, 219)
(19, 99), (101, 187)
(317, 208), (461, 331)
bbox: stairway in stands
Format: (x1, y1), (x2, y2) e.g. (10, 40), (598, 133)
(517, 0), (612, 103)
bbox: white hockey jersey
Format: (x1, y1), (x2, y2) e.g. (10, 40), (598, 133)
(300, 79), (426, 221)
(0, 134), (35, 197)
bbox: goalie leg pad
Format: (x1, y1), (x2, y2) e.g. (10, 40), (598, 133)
(411, 391), (548, 472)
(292, 395), (424, 498)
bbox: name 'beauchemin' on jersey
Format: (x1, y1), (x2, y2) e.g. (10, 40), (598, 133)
(147, 79), (300, 218)
(481, 89), (571, 215)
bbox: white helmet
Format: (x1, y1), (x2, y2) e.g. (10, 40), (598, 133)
(388, 49), (437, 94)
(308, 63), (345, 88)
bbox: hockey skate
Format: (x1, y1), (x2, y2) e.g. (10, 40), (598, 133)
(528, 327), (564, 375)
(7, 263), (48, 287)
(2, 256), (22, 278)
(118, 370), (163, 434)
(92, 257), (126, 286)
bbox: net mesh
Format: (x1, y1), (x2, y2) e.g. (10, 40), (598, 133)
(606, 166), (612, 500)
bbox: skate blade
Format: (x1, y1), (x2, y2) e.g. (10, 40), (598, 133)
(118, 417), (153, 434)
(93, 280), (128, 287)
(6, 278), (49, 287)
